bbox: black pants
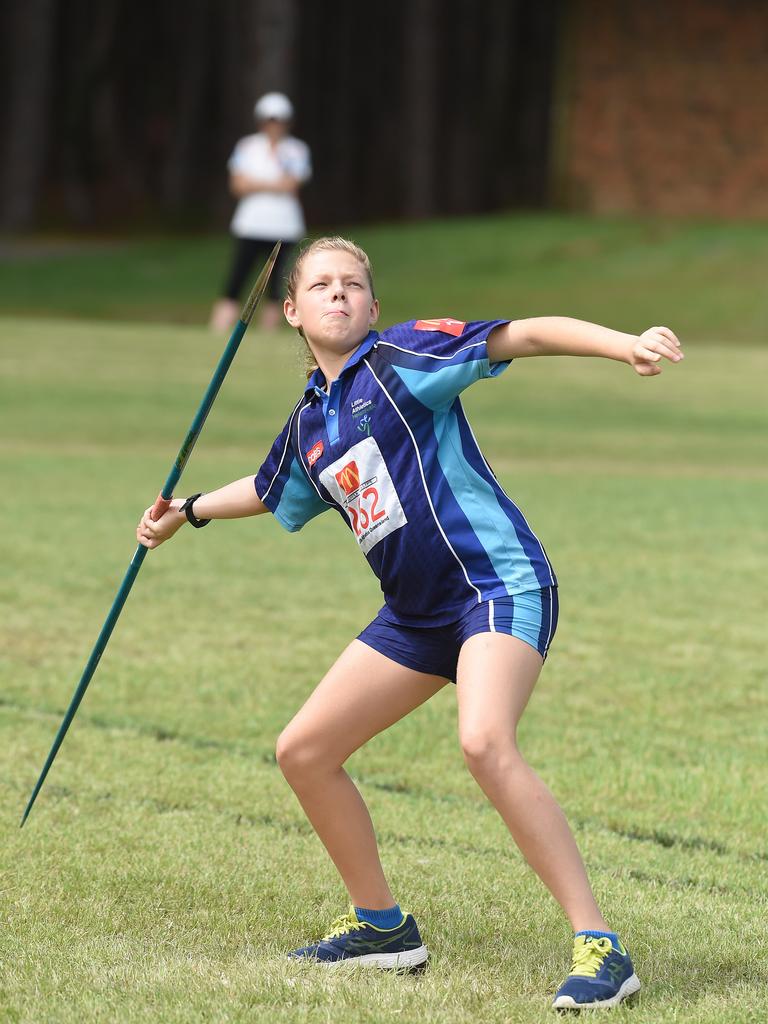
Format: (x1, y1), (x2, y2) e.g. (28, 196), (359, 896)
(222, 237), (295, 302)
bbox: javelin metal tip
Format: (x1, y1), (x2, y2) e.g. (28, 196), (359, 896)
(240, 241), (282, 325)
(20, 791), (37, 827)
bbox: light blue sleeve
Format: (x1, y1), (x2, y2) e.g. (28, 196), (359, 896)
(257, 451), (329, 533)
(380, 319), (512, 411)
(392, 357), (510, 411)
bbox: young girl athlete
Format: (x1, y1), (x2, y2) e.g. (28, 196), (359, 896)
(138, 237), (683, 1010)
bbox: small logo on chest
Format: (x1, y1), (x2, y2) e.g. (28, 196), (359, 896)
(334, 461), (361, 496)
(351, 397), (375, 436)
(306, 440), (324, 466)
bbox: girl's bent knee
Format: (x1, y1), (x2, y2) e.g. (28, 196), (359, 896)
(460, 731), (521, 777)
(275, 728), (336, 781)
(275, 730), (306, 777)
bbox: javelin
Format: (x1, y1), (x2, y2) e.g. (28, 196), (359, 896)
(20, 242), (282, 827)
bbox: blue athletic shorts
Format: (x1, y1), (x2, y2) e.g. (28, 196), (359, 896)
(357, 587), (558, 683)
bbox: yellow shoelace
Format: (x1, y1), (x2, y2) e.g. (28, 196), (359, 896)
(321, 912), (365, 942)
(569, 936), (613, 977)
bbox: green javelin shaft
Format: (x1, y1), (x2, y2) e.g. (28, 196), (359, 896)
(20, 242), (282, 828)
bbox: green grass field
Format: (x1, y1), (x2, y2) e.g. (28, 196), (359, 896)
(1, 216), (767, 1022)
(2, 213), (768, 342)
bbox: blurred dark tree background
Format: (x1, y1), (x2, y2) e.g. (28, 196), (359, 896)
(0, 0), (560, 232)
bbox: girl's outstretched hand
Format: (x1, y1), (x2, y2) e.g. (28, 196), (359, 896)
(136, 503), (186, 549)
(630, 327), (684, 376)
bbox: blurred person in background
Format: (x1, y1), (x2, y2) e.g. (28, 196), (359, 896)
(209, 92), (312, 333)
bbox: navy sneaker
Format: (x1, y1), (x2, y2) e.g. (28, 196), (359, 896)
(288, 907), (428, 969)
(552, 934), (640, 1010)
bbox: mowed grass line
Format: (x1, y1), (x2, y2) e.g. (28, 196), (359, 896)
(3, 213), (768, 344)
(1, 317), (766, 1023)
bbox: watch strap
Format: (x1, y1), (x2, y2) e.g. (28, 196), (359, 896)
(179, 493), (211, 528)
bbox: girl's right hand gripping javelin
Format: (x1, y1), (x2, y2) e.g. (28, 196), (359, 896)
(137, 502), (186, 549)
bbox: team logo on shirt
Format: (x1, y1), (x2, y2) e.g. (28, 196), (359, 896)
(414, 317), (466, 337)
(320, 437), (408, 555)
(306, 440), (324, 466)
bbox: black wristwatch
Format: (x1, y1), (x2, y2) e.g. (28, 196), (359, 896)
(179, 493), (211, 528)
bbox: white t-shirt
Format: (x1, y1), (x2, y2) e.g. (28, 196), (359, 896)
(228, 133), (312, 241)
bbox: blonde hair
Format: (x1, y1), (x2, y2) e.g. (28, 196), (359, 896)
(286, 237), (375, 380)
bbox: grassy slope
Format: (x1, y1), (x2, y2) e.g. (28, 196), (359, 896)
(2, 213), (768, 341)
(1, 307), (766, 1022)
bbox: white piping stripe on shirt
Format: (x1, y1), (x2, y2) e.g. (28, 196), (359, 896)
(259, 396), (306, 502)
(460, 405), (557, 586)
(296, 403), (335, 505)
(363, 358), (482, 602)
(488, 599), (496, 632)
(375, 339), (487, 361)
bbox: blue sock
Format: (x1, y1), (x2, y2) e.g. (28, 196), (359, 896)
(354, 904), (403, 929)
(576, 929), (622, 951)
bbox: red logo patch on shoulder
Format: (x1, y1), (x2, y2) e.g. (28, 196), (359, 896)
(414, 317), (466, 337)
(306, 440), (324, 466)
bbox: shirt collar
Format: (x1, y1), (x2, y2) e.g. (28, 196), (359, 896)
(304, 330), (379, 395)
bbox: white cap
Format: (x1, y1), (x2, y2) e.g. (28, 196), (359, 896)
(254, 92), (294, 122)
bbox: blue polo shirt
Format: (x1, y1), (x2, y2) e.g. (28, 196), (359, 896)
(255, 318), (557, 626)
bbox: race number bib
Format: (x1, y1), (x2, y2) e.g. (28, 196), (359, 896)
(319, 437), (408, 554)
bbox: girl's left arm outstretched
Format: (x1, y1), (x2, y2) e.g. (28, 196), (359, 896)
(487, 317), (683, 376)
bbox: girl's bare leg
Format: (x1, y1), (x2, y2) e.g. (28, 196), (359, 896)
(456, 633), (609, 932)
(276, 639), (448, 909)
